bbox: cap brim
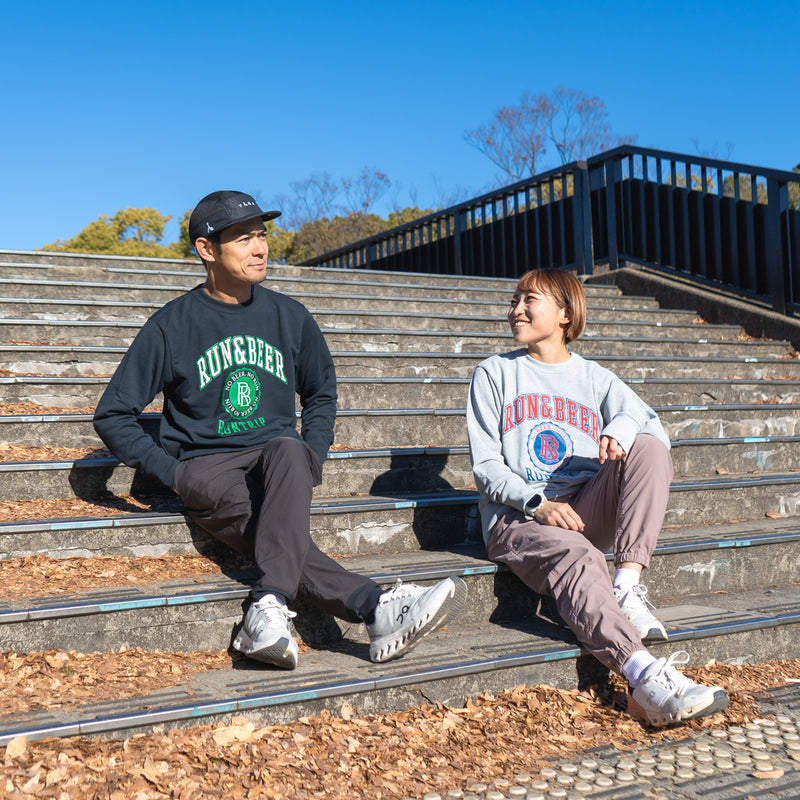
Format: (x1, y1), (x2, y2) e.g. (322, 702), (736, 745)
(239, 210), (281, 226)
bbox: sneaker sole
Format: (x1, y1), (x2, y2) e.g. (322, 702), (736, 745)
(232, 632), (298, 670)
(641, 625), (669, 643)
(630, 688), (729, 727)
(370, 576), (467, 663)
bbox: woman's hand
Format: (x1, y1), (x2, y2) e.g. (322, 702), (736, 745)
(533, 499), (585, 531)
(599, 435), (626, 464)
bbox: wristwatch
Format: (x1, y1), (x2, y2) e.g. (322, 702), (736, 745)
(524, 493), (544, 517)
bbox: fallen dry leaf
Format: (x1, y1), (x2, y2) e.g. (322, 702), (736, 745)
(5, 735), (27, 758)
(751, 768), (784, 779)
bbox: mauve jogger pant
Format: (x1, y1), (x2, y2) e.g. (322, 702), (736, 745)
(174, 436), (383, 622)
(487, 434), (674, 673)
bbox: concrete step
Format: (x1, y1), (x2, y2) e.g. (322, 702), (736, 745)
(1, 319), (786, 359)
(0, 275), (659, 311)
(4, 518), (799, 634)
(1, 535), (799, 744)
(6, 342), (800, 381)
(5, 343), (800, 381)
(0, 252), (521, 288)
(5, 375), (800, 411)
(1, 402), (798, 449)
(2, 471), (799, 560)
(0, 295), (716, 332)
(2, 434), (799, 504)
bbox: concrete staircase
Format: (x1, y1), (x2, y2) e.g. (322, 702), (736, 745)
(1, 250), (800, 745)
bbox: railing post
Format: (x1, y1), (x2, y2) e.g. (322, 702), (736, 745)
(605, 158), (621, 270)
(453, 211), (465, 275)
(572, 162), (593, 276)
(765, 178), (787, 314)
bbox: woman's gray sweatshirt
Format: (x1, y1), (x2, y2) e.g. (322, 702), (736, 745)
(466, 349), (669, 543)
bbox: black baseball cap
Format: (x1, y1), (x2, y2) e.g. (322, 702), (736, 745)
(188, 190), (281, 244)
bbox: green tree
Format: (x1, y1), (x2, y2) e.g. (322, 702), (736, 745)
(44, 207), (183, 257)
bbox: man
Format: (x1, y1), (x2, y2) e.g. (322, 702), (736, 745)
(94, 190), (466, 669)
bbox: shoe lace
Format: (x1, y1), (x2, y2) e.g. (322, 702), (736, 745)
(632, 583), (654, 604)
(652, 651), (692, 693)
(254, 595), (297, 625)
(378, 578), (421, 605)
(618, 583), (656, 611)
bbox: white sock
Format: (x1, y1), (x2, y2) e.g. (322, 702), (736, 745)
(622, 649), (657, 686)
(613, 567), (640, 594)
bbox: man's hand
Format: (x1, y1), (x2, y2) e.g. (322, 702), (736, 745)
(599, 435), (626, 464)
(533, 499), (585, 531)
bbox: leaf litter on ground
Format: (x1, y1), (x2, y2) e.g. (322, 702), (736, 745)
(2, 655), (800, 799)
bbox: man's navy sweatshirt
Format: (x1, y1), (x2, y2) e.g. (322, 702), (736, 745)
(93, 284), (337, 490)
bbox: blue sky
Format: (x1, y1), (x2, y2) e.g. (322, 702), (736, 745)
(2, 0), (797, 252)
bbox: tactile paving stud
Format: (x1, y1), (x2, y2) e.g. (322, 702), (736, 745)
(540, 768), (557, 780)
(637, 767), (655, 778)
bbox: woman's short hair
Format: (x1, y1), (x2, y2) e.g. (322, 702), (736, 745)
(515, 268), (586, 343)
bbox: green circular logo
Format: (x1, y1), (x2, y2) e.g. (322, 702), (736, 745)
(223, 369), (261, 418)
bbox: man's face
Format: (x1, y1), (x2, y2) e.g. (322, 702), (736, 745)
(206, 219), (269, 288)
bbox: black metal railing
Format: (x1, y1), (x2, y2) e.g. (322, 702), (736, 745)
(301, 146), (800, 315)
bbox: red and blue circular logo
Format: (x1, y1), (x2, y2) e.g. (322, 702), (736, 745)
(527, 423), (573, 472)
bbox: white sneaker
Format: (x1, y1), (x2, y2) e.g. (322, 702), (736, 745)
(367, 577), (467, 663)
(630, 651), (729, 726)
(232, 594), (299, 669)
(615, 583), (668, 642)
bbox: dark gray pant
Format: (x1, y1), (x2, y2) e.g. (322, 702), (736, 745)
(487, 434), (674, 673)
(174, 437), (382, 622)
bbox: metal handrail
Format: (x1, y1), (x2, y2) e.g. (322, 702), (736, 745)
(301, 146), (800, 315)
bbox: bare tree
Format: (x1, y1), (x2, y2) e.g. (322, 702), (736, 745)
(465, 88), (635, 184)
(464, 92), (550, 182)
(275, 172), (340, 231)
(341, 167), (391, 216)
(544, 87), (635, 164)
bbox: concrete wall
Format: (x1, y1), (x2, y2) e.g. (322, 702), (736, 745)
(586, 263), (800, 351)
